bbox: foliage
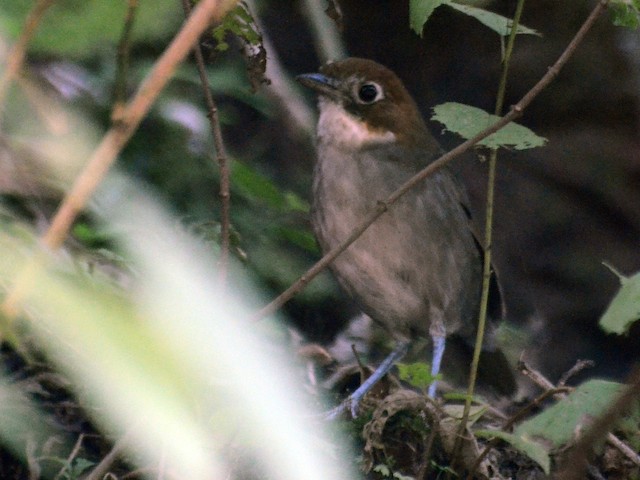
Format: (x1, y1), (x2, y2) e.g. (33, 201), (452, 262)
(210, 1), (269, 91)
(432, 102), (547, 150)
(397, 361), (436, 392)
(516, 381), (625, 459)
(0, 1), (182, 59)
(600, 266), (640, 335)
(476, 380), (640, 474)
(409, 0), (539, 37)
(211, 1), (261, 52)
(610, 0), (640, 29)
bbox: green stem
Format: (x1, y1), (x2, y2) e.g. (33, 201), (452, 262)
(452, 0), (526, 475)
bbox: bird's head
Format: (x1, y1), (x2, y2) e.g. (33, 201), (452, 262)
(297, 57), (439, 154)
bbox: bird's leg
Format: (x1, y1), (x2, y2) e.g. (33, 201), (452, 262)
(428, 334), (445, 397)
(325, 341), (410, 420)
(428, 316), (446, 397)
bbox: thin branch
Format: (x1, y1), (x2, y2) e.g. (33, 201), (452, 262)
(53, 434), (85, 480)
(112, 0), (139, 122)
(0, 0), (239, 319)
(84, 430), (132, 480)
(252, 0), (611, 322)
(0, 0), (56, 118)
(180, 0), (232, 284)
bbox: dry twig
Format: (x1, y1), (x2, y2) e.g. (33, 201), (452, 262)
(180, 0), (232, 284)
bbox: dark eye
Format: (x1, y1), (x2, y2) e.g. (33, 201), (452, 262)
(358, 83), (380, 103)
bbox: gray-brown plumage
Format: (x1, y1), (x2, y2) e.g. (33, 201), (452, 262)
(297, 58), (514, 409)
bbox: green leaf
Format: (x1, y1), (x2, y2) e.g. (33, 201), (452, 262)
(409, 0), (539, 37)
(432, 102), (547, 150)
(396, 362), (436, 390)
(609, 0), (640, 29)
(515, 380), (625, 450)
(69, 458), (96, 477)
(475, 430), (550, 474)
(211, 1), (262, 52)
(599, 266), (640, 335)
(270, 226), (318, 254)
(230, 160), (309, 213)
(373, 464), (392, 477)
(446, 2), (540, 36)
(409, 0), (447, 35)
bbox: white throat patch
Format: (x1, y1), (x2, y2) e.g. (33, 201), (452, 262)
(317, 99), (396, 151)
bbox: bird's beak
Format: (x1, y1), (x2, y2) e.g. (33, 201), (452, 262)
(296, 72), (342, 101)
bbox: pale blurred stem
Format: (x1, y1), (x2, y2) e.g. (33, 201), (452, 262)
(112, 0), (139, 121)
(180, 0), (231, 284)
(300, 0), (347, 62)
(0, 0), (238, 320)
(253, 0), (609, 327)
(0, 0), (56, 120)
(452, 0), (526, 472)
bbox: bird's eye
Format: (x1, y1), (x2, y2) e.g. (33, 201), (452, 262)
(357, 83), (381, 104)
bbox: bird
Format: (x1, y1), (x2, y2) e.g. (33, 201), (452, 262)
(296, 58), (515, 415)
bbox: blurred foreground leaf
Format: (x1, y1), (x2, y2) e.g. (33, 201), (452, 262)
(0, 175), (355, 480)
(0, 1), (181, 59)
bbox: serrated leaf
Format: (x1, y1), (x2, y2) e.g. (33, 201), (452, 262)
(515, 380), (624, 450)
(599, 268), (640, 335)
(446, 2), (540, 36)
(409, 0), (447, 35)
(475, 429), (550, 473)
(432, 102), (547, 150)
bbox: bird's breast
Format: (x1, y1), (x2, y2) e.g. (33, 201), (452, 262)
(311, 144), (481, 341)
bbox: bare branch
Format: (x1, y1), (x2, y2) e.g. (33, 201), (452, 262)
(180, 0), (232, 284)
